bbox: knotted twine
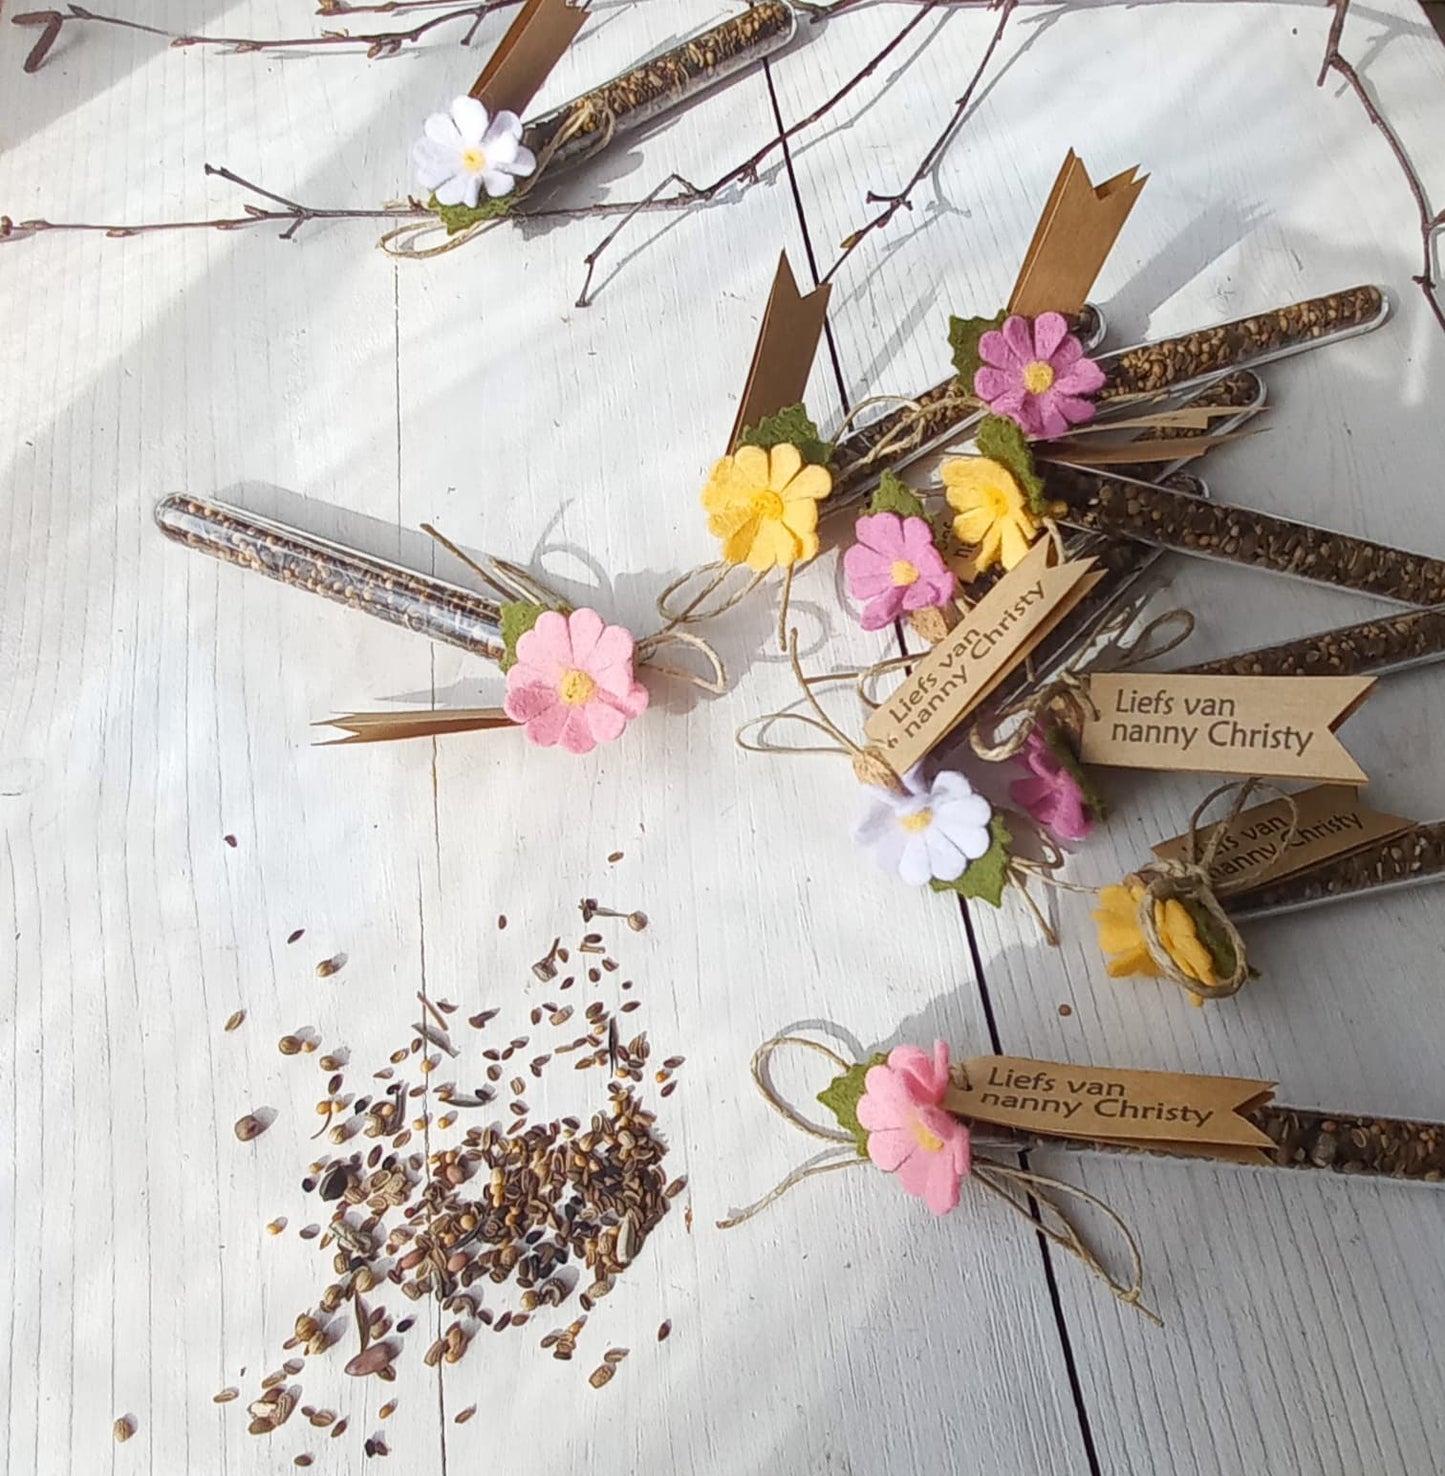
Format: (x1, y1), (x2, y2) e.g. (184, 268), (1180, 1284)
(717, 1034), (1161, 1326)
(379, 99), (616, 260)
(422, 524), (729, 695)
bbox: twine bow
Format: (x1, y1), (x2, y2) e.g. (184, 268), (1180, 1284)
(1129, 779), (1298, 1003)
(718, 1034), (1161, 1326)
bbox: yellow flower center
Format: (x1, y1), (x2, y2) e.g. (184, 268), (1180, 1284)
(460, 146), (488, 175)
(558, 669), (596, 706)
(750, 490), (785, 522)
(910, 1115), (945, 1153)
(899, 807), (933, 833)
(890, 559), (920, 588)
(1022, 360), (1055, 394)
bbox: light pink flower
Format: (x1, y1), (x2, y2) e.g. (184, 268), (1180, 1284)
(856, 1041), (971, 1215)
(843, 513), (956, 631)
(1008, 728), (1093, 841)
(974, 312), (1106, 439)
(504, 608), (648, 756)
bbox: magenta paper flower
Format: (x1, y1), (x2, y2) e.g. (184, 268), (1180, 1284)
(504, 608), (649, 756)
(974, 312), (1106, 439)
(1009, 728), (1093, 841)
(856, 1041), (971, 1215)
(843, 513), (956, 631)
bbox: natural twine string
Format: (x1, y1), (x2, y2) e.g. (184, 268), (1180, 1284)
(422, 524), (728, 695)
(717, 1035), (1161, 1325)
(379, 100), (615, 260)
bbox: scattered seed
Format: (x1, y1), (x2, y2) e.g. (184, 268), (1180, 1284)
(266, 1218), (287, 1236)
(309, 1410), (336, 1428)
(379, 1401), (397, 1420)
(607, 851), (623, 863)
(214, 1387), (240, 1403)
(604, 1347), (629, 1364)
(235, 1114), (268, 1142)
(588, 1365), (615, 1389)
(497, 915), (507, 930)
(622, 1002), (641, 1015)
(316, 954), (347, 979)
(224, 1010), (246, 1033)
(113, 1416), (135, 1443)
(665, 1177), (687, 1198)
(295, 1458), (314, 1469)
(279, 1035), (304, 1056)
(660, 1081), (676, 1097)
(663, 1056), (684, 1069)
(657, 1319), (672, 1342)
(455, 1405), (477, 1424)
(223, 833), (238, 848)
(1058, 1003), (1073, 1017)
(332, 1419), (349, 1438)
(287, 928), (306, 944)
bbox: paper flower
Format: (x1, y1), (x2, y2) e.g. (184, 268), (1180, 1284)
(941, 457), (1041, 573)
(1092, 882), (1218, 990)
(843, 513), (955, 630)
(974, 313), (1106, 439)
(1009, 729), (1093, 841)
(503, 608), (648, 755)
(413, 97), (537, 207)
(701, 444), (833, 572)
(856, 1042), (971, 1215)
(856, 769), (993, 886)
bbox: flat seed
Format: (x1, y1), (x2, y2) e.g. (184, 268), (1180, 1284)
(455, 1405), (477, 1424)
(267, 1218), (287, 1235)
(604, 1347), (629, 1364)
(224, 1010), (246, 1033)
(316, 953), (347, 978)
(214, 1387), (240, 1403)
(379, 1401), (397, 1420)
(621, 1001), (641, 1014)
(279, 1035), (304, 1056)
(235, 1113), (268, 1142)
(309, 1410), (336, 1428)
(295, 1457), (314, 1468)
(588, 1365), (615, 1389)
(287, 928), (306, 944)
(657, 1319), (672, 1341)
(331, 1418), (349, 1438)
(113, 1416), (135, 1443)
(343, 1340), (396, 1377)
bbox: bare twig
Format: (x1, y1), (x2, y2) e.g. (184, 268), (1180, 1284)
(1318, 0), (1444, 335)
(9, 0), (517, 70)
(574, 0), (944, 305)
(821, 0), (1015, 284)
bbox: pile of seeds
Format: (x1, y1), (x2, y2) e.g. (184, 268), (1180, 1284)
(222, 900), (682, 1459)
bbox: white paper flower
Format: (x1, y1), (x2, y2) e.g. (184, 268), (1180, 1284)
(413, 96), (537, 207)
(856, 768), (994, 886)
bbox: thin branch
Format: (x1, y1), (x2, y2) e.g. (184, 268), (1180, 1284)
(821, 0), (1016, 284)
(10, 0), (517, 71)
(573, 0), (944, 305)
(1318, 0), (1445, 336)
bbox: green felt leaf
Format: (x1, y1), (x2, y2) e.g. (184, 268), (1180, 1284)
(428, 191), (512, 236)
(1179, 896), (1259, 984)
(816, 1054), (888, 1158)
(931, 812), (1013, 908)
(948, 310), (1006, 387)
(736, 403), (833, 468)
(869, 470), (927, 522)
(499, 601), (546, 673)
(976, 415), (1048, 516)
(1041, 720), (1108, 823)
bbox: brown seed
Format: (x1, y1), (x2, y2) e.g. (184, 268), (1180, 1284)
(113, 1416), (135, 1442)
(287, 928), (306, 944)
(665, 1176), (688, 1198)
(607, 851), (623, 863)
(343, 1340), (396, 1377)
(316, 953), (347, 978)
(224, 1010), (246, 1033)
(214, 1387), (240, 1403)
(621, 1001), (641, 1014)
(455, 1405), (477, 1424)
(379, 1401), (397, 1420)
(604, 1347), (629, 1364)
(224, 833), (238, 848)
(266, 1217), (287, 1235)
(279, 1034), (304, 1056)
(309, 1410), (336, 1428)
(588, 1365), (615, 1389)
(657, 1319), (672, 1341)
(234, 1113), (268, 1142)
(660, 1081), (676, 1097)
(331, 1418), (349, 1438)
(295, 1459), (314, 1469)
(627, 912), (648, 931)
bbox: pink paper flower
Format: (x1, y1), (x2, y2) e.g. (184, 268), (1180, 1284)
(843, 513), (956, 631)
(856, 1041), (971, 1215)
(1009, 728), (1093, 841)
(504, 608), (649, 755)
(974, 312), (1106, 439)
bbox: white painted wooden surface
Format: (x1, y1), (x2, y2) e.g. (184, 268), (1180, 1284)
(3, 2), (1445, 1473)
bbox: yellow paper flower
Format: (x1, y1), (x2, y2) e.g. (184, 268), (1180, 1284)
(701, 443), (833, 572)
(941, 456), (1041, 573)
(1092, 881), (1219, 998)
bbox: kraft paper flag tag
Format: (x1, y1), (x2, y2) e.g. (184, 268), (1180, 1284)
(1151, 783), (1414, 891)
(469, 0), (589, 117)
(861, 539), (1104, 775)
(1008, 151), (1148, 318)
(727, 252), (833, 452)
(944, 1056), (1276, 1161)
(1077, 673), (1375, 783)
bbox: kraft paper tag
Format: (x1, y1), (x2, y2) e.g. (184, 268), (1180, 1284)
(862, 539), (1103, 775)
(470, 0), (588, 118)
(944, 1056), (1276, 1160)
(1008, 152), (1147, 319)
(1077, 674), (1375, 784)
(728, 253), (832, 452)
(1150, 783), (1414, 893)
